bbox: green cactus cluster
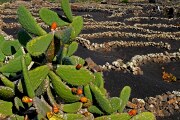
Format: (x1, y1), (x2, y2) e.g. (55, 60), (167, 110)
(0, 0), (155, 120)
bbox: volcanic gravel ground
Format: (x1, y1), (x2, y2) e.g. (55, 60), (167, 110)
(0, 1), (180, 119)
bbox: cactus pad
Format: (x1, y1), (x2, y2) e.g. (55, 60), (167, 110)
(63, 114), (85, 120)
(70, 16), (83, 39)
(94, 113), (131, 120)
(14, 97), (25, 111)
(90, 84), (113, 114)
(21, 56), (35, 98)
(62, 102), (82, 113)
(110, 97), (122, 113)
(93, 72), (104, 88)
(18, 29), (32, 47)
(0, 53), (32, 73)
(39, 8), (68, 27)
(55, 27), (72, 44)
(0, 49), (6, 62)
(29, 65), (50, 91)
(0, 100), (13, 116)
(0, 86), (15, 100)
(0, 74), (15, 89)
(33, 97), (52, 117)
(48, 71), (80, 102)
(84, 85), (93, 102)
(118, 86), (131, 113)
(35, 78), (49, 96)
(1, 40), (21, 56)
(26, 33), (54, 56)
(61, 0), (73, 22)
(56, 65), (95, 86)
(17, 6), (46, 36)
(130, 112), (156, 120)
(67, 41), (78, 56)
(69, 56), (85, 65)
(88, 105), (104, 115)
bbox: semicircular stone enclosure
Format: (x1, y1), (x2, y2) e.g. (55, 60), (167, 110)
(0, 0), (180, 120)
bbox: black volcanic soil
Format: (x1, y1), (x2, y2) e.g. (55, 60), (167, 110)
(0, 1), (180, 119)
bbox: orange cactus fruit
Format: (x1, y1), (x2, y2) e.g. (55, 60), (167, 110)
(22, 96), (33, 103)
(46, 112), (54, 119)
(83, 112), (90, 117)
(51, 22), (57, 31)
(52, 105), (59, 114)
(71, 87), (77, 93)
(80, 97), (88, 103)
(77, 88), (83, 95)
(128, 109), (137, 116)
(76, 64), (82, 70)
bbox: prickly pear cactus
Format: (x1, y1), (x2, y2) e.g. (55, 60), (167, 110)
(56, 65), (95, 86)
(130, 112), (156, 120)
(0, 0), (156, 119)
(63, 114), (85, 120)
(90, 84), (113, 114)
(0, 100), (13, 116)
(70, 16), (83, 39)
(94, 113), (131, 120)
(61, 0), (73, 22)
(48, 71), (80, 102)
(62, 102), (82, 113)
(0, 40), (21, 56)
(26, 34), (54, 56)
(87, 105), (104, 115)
(118, 86), (131, 113)
(39, 8), (69, 27)
(17, 6), (47, 36)
(0, 53), (32, 73)
(67, 41), (78, 57)
(0, 86), (15, 100)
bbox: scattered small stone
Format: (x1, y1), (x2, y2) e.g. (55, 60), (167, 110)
(126, 91), (180, 117)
